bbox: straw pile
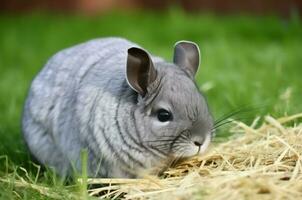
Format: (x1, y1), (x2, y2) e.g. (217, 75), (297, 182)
(87, 113), (302, 200)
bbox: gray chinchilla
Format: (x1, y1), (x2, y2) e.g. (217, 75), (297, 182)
(22, 37), (214, 178)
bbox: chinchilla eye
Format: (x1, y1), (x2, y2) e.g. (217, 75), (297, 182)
(157, 109), (172, 122)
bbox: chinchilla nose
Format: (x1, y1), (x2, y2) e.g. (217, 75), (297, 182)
(190, 122), (209, 146)
(192, 137), (205, 147)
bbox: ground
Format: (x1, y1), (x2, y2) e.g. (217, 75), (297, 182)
(0, 9), (301, 199)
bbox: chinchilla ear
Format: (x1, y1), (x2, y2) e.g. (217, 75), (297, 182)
(173, 41), (200, 78)
(126, 47), (157, 96)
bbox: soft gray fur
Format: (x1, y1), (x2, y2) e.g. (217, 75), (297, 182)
(22, 37), (214, 178)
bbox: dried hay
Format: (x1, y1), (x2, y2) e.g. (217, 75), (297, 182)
(87, 113), (302, 200)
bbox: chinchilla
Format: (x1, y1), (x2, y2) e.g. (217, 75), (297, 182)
(22, 37), (214, 178)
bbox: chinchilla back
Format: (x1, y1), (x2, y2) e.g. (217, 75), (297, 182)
(22, 38), (160, 177)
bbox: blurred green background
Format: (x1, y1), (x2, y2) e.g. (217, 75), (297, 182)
(0, 1), (302, 199)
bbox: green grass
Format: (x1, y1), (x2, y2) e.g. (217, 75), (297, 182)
(0, 9), (302, 199)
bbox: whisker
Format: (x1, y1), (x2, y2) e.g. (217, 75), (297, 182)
(211, 117), (255, 133)
(146, 139), (175, 143)
(151, 140), (187, 152)
(214, 110), (250, 126)
(213, 115), (257, 129)
(147, 130), (191, 156)
(169, 152), (185, 168)
(152, 146), (170, 152)
(212, 120), (235, 130)
(214, 104), (268, 126)
(149, 144), (170, 149)
(149, 146), (168, 157)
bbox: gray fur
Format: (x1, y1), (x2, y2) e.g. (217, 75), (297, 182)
(22, 37), (214, 178)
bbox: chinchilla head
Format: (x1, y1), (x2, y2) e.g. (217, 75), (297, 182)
(126, 41), (214, 160)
